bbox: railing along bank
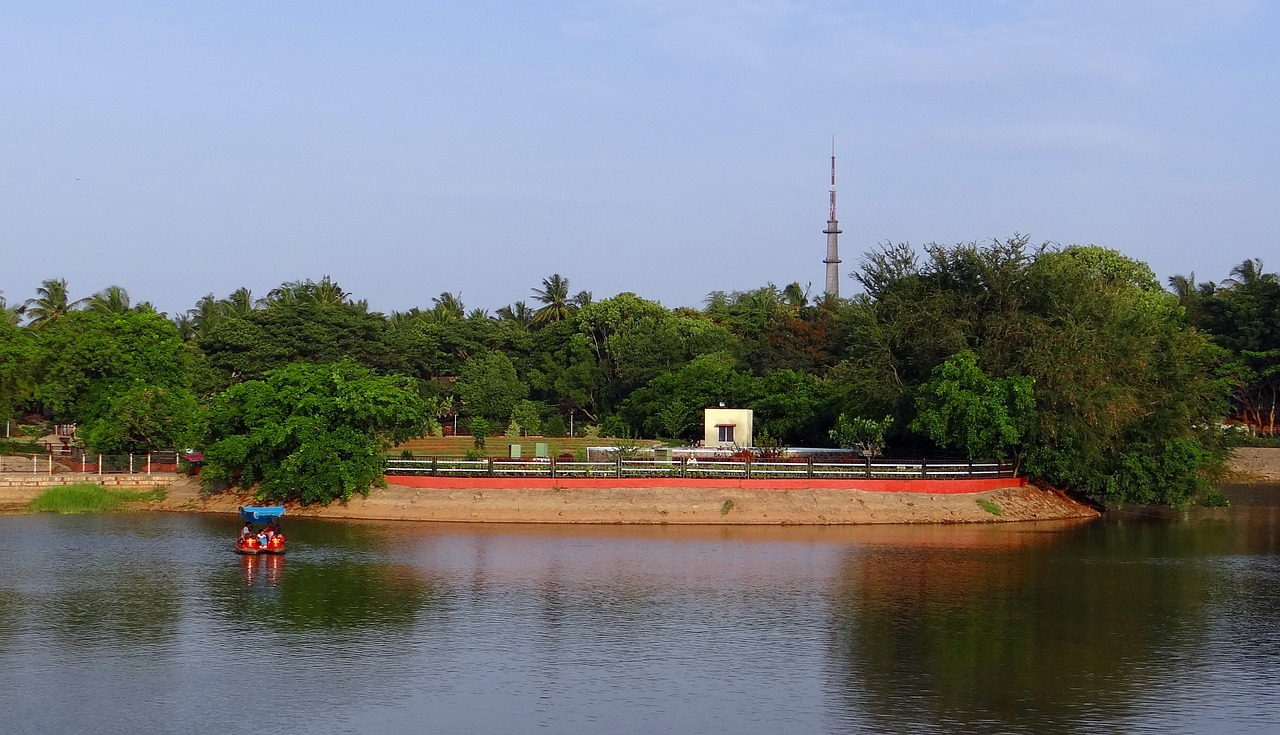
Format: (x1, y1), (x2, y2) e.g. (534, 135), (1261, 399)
(384, 457), (1016, 480)
(0, 450), (180, 475)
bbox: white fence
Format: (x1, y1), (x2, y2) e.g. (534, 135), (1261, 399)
(384, 457), (1016, 480)
(0, 450), (180, 475)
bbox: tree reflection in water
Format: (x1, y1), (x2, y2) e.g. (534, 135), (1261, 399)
(210, 518), (439, 634)
(828, 519), (1224, 734)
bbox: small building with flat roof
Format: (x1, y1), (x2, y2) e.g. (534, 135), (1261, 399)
(703, 408), (753, 448)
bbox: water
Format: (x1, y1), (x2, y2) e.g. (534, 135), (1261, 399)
(1, 485), (1278, 734)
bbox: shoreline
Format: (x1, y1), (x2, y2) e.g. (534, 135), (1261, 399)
(2, 474), (1097, 525)
(5, 447), (1275, 524)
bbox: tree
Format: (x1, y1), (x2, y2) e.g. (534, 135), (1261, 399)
(80, 384), (202, 454)
(0, 292), (22, 327)
(830, 414), (893, 457)
(87, 285), (132, 314)
(835, 237), (1224, 504)
(532, 274), (573, 324)
(0, 318), (37, 422)
(199, 297), (403, 382)
(910, 350), (1035, 462)
(35, 309), (194, 427)
(203, 360), (429, 504)
(619, 352), (753, 439)
(23, 278), (86, 328)
(455, 351), (528, 423)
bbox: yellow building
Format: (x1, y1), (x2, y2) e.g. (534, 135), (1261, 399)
(703, 408), (753, 448)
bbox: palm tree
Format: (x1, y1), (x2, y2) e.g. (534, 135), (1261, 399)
(571, 290), (592, 309)
(87, 285), (132, 314)
(172, 313), (196, 341)
(782, 282), (810, 310)
(23, 278), (86, 328)
(389, 308), (426, 330)
(497, 301), (535, 326)
(267, 277), (351, 307)
(431, 292), (465, 321)
(309, 276), (350, 307)
(1224, 259), (1278, 290)
(187, 294), (223, 338)
(531, 274), (572, 324)
(220, 287), (263, 318)
(467, 307), (491, 320)
(1, 293), (23, 326)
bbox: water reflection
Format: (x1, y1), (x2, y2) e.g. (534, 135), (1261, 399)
(829, 516), (1234, 733)
(0, 491), (1278, 734)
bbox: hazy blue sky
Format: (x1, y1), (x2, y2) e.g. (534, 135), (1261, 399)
(3, 1), (1277, 315)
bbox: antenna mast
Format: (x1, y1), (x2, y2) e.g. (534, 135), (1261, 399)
(822, 135), (842, 299)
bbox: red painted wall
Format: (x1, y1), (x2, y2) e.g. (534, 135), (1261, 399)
(386, 476), (1025, 495)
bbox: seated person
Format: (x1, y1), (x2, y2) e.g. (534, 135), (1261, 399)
(239, 522), (254, 541)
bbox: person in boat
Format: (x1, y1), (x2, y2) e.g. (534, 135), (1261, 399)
(239, 522), (254, 541)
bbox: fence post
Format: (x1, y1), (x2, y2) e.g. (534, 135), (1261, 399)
(487, 458), (494, 477)
(49, 452), (53, 475)
(920, 461), (927, 479)
(807, 457), (814, 479)
(864, 456), (871, 478)
(549, 457), (556, 480)
(33, 454), (37, 475)
(129, 454), (133, 474)
(968, 459), (974, 478)
(616, 455), (622, 478)
(745, 458), (752, 480)
(431, 457), (438, 476)
(98, 454), (102, 476)
(680, 456), (687, 479)
(147, 454), (152, 475)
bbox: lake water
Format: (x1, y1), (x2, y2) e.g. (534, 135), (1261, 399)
(1, 485), (1278, 734)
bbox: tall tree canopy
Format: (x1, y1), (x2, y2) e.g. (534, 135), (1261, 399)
(203, 360), (429, 504)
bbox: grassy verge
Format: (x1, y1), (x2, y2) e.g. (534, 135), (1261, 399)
(977, 497), (1004, 517)
(28, 483), (167, 514)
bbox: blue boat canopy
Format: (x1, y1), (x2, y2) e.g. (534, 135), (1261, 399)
(239, 506), (286, 523)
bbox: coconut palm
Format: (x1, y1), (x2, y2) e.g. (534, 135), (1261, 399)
(782, 282), (810, 310)
(172, 313), (196, 341)
(23, 278), (86, 328)
(389, 308), (426, 330)
(87, 285), (132, 314)
(1, 293), (23, 326)
(431, 292), (465, 321)
(1224, 259), (1278, 290)
(186, 293), (223, 338)
(220, 287), (263, 318)
(267, 277), (350, 307)
(571, 290), (592, 309)
(497, 301), (535, 326)
(531, 274), (572, 324)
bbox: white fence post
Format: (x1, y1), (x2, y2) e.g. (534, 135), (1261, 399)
(147, 454), (152, 475)
(98, 454), (102, 476)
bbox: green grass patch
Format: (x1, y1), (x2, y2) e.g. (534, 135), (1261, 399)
(1198, 490), (1231, 508)
(28, 483), (167, 514)
(977, 497), (1004, 516)
(720, 499), (735, 515)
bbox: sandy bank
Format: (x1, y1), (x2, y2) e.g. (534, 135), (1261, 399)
(1228, 447), (1280, 482)
(127, 476), (1093, 525)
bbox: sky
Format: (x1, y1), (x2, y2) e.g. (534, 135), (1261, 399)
(2, 0), (1277, 316)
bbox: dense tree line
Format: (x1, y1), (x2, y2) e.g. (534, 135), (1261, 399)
(1, 238), (1273, 505)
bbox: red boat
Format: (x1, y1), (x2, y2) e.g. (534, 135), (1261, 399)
(235, 505), (288, 555)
